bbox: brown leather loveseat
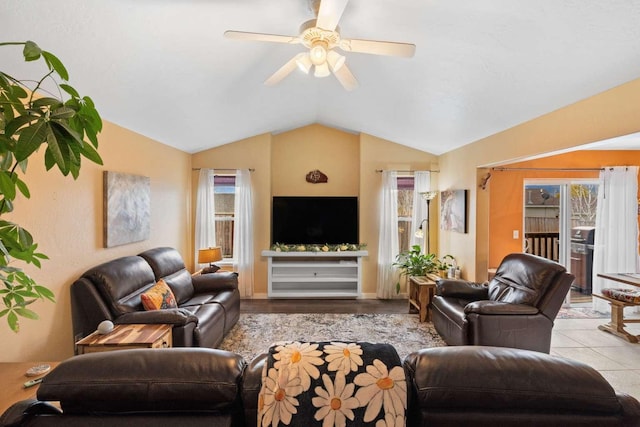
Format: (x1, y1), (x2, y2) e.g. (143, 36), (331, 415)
(70, 247), (239, 350)
(2, 346), (639, 427)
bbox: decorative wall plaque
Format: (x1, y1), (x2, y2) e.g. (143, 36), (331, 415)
(305, 169), (328, 184)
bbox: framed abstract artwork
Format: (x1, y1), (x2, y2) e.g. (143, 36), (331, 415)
(103, 171), (150, 247)
(440, 189), (468, 233)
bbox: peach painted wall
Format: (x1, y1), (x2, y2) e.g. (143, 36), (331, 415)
(439, 77), (640, 281)
(0, 122), (192, 362)
(272, 124), (360, 196)
(191, 133), (272, 295)
(359, 133), (438, 296)
(191, 124), (436, 297)
(488, 150), (640, 268)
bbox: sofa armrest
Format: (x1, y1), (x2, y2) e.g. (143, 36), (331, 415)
(37, 348), (245, 414)
(0, 399), (61, 427)
(115, 308), (198, 326)
(437, 279), (489, 300)
(464, 300), (539, 315)
(192, 271), (239, 294)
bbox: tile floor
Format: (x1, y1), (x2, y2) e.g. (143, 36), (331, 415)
(551, 315), (640, 401)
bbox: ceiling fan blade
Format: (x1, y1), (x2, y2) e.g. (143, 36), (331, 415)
(264, 54), (304, 86)
(224, 30), (300, 45)
(332, 63), (358, 91)
(340, 38), (416, 57)
(316, 0), (349, 31)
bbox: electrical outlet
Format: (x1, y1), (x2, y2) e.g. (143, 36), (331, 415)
(512, 230), (519, 239)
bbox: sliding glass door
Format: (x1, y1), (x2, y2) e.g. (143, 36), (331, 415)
(523, 179), (598, 306)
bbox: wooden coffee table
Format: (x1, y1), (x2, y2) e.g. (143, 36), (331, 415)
(76, 323), (172, 354)
(0, 361), (59, 414)
(409, 275), (438, 322)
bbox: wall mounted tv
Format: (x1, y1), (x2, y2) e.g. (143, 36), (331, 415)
(272, 196), (358, 245)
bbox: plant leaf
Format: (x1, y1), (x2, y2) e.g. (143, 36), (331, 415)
(15, 307), (39, 320)
(59, 83), (79, 98)
(32, 97), (60, 109)
(49, 106), (75, 120)
(7, 310), (18, 332)
(14, 177), (30, 199)
(4, 114), (35, 136)
(79, 140), (103, 165)
(0, 171), (16, 200)
(51, 120), (83, 144)
(15, 119), (47, 161)
(42, 51), (69, 81)
(35, 286), (55, 302)
(44, 124), (65, 172)
(22, 41), (42, 62)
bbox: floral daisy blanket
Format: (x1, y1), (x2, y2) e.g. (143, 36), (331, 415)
(258, 341), (407, 427)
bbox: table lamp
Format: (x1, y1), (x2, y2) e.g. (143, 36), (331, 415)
(198, 247), (223, 274)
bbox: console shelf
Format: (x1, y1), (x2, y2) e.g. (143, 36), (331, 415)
(261, 250), (368, 298)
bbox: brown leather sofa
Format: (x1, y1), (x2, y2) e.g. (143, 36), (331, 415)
(2, 346), (639, 427)
(70, 247), (239, 350)
(431, 252), (574, 353)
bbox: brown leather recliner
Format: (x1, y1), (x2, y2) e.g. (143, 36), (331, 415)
(431, 252), (574, 353)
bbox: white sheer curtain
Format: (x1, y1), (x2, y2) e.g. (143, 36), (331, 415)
(232, 169), (254, 297)
(194, 168), (216, 270)
(377, 171), (400, 299)
(592, 166), (640, 313)
(410, 171), (431, 249)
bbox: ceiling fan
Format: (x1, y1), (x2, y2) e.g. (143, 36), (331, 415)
(224, 0), (416, 91)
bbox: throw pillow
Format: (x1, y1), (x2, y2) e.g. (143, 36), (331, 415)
(141, 279), (178, 310)
(602, 288), (640, 304)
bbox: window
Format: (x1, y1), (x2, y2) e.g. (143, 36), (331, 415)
(213, 175), (235, 259)
(397, 176), (415, 253)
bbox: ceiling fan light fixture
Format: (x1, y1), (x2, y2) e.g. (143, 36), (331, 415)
(309, 41), (328, 65)
(295, 53), (312, 74)
(327, 50), (345, 71)
(314, 62), (331, 78)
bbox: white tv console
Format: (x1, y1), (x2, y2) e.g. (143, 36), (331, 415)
(261, 250), (368, 298)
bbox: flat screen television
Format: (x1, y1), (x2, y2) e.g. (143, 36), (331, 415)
(272, 196), (358, 245)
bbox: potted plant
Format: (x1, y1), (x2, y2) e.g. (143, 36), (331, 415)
(436, 254), (456, 278)
(393, 244), (439, 293)
(0, 41), (103, 332)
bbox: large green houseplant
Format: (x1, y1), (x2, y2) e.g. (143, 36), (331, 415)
(0, 41), (103, 332)
(393, 244), (439, 293)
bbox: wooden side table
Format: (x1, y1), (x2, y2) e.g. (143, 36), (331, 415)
(409, 275), (438, 322)
(0, 361), (59, 414)
(76, 323), (172, 354)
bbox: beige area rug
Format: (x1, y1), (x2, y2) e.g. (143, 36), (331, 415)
(219, 313), (446, 361)
(557, 307), (608, 319)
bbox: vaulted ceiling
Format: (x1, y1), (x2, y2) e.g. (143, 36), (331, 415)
(3, 0), (640, 155)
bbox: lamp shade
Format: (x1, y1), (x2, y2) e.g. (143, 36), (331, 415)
(198, 247), (222, 264)
(420, 191), (438, 201)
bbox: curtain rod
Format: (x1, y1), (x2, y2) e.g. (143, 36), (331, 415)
(492, 167), (603, 172)
(375, 169), (440, 173)
(192, 168), (255, 172)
